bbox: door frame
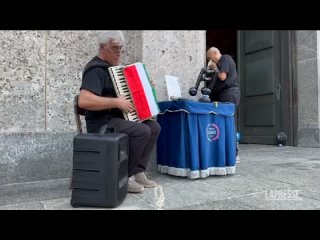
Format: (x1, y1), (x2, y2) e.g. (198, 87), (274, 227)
(280, 31), (297, 146)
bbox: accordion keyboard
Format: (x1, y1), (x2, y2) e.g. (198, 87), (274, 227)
(108, 66), (140, 122)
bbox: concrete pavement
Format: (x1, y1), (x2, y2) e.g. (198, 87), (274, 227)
(1, 144), (320, 210)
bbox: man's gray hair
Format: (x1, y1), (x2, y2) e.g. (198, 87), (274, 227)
(97, 31), (125, 46)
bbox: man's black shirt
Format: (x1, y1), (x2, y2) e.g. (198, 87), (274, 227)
(214, 54), (239, 92)
(80, 56), (123, 133)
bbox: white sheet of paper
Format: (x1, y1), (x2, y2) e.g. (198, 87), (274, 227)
(165, 75), (181, 100)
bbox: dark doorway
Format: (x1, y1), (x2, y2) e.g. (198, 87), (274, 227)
(206, 30), (237, 64)
(206, 30), (295, 146)
(238, 31), (282, 145)
(238, 31), (295, 146)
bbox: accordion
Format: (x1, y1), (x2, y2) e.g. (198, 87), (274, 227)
(108, 62), (159, 122)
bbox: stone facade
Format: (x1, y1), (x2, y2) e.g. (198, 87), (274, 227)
(0, 30), (205, 184)
(2, 30), (320, 185)
(295, 31), (320, 147)
(141, 31), (206, 101)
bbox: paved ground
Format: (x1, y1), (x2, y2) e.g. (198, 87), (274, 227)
(1, 144), (320, 210)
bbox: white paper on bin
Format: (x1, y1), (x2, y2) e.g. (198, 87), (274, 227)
(165, 75), (181, 101)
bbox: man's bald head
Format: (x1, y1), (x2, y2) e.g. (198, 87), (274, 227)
(207, 47), (222, 63)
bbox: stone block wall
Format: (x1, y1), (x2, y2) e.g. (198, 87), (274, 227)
(0, 30), (206, 184)
(295, 31), (320, 147)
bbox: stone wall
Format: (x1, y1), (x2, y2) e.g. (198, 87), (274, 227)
(295, 31), (320, 147)
(3, 30), (320, 185)
(0, 31), (99, 184)
(0, 30), (206, 184)
(141, 31), (206, 101)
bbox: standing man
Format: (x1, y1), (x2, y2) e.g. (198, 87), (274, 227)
(207, 47), (240, 163)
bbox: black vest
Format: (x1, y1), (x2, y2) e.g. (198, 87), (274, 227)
(82, 57), (111, 79)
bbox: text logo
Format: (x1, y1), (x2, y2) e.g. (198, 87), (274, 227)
(265, 190), (302, 201)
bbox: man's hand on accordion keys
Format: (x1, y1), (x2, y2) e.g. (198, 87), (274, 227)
(117, 95), (135, 113)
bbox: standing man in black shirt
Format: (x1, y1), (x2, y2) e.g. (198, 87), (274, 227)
(207, 47), (241, 163)
(78, 31), (160, 193)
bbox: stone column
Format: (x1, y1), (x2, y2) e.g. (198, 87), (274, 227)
(138, 31), (206, 171)
(0, 31), (123, 184)
(140, 31), (206, 101)
(295, 31), (320, 147)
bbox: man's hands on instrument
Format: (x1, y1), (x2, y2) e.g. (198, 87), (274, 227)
(117, 95), (134, 113)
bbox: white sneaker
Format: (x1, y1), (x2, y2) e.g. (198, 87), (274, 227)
(236, 154), (240, 163)
(134, 172), (157, 188)
(127, 176), (144, 193)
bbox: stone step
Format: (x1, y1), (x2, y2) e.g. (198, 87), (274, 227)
(0, 178), (71, 207)
(0, 132), (74, 186)
(0, 132), (157, 186)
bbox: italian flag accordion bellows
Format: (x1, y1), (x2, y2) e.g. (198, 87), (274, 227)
(108, 62), (160, 122)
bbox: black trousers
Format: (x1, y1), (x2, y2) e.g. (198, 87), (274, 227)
(107, 118), (161, 177)
(211, 87), (240, 155)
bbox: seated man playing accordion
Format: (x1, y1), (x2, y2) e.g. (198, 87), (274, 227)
(78, 31), (161, 193)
